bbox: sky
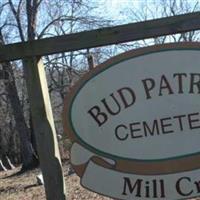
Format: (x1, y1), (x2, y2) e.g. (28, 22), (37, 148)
(104, 0), (135, 11)
(100, 0), (200, 22)
(95, 0), (136, 23)
(104, 0), (133, 18)
(97, 0), (154, 24)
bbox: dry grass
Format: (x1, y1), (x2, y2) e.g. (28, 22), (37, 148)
(0, 162), (112, 200)
(0, 162), (200, 200)
(0, 167), (45, 200)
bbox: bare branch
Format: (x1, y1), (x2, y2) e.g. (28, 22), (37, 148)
(17, 0), (23, 15)
(8, 0), (25, 41)
(38, 16), (71, 39)
(36, 0), (43, 8)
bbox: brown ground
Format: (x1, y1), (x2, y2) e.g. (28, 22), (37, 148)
(0, 162), (112, 200)
(0, 162), (200, 200)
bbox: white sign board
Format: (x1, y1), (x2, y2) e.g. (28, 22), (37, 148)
(63, 43), (200, 200)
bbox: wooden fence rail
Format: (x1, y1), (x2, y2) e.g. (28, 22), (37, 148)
(1, 12), (200, 62)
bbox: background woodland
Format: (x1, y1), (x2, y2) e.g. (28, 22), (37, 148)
(0, 0), (200, 171)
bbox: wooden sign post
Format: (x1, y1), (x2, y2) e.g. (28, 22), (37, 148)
(23, 57), (66, 200)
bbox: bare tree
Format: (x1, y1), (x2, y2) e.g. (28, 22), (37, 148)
(118, 0), (200, 51)
(37, 0), (112, 141)
(0, 0), (42, 171)
(0, 0), (112, 170)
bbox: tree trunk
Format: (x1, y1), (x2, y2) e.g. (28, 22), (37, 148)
(3, 61), (39, 171)
(0, 32), (39, 171)
(1, 155), (15, 170)
(0, 159), (7, 171)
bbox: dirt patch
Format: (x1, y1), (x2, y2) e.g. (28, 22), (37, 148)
(0, 163), (200, 200)
(0, 162), (112, 200)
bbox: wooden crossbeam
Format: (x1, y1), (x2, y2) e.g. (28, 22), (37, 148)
(1, 12), (200, 62)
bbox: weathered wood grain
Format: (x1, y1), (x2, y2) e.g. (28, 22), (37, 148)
(23, 57), (66, 200)
(1, 12), (200, 61)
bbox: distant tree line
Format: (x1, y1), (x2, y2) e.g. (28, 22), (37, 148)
(0, 0), (199, 172)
